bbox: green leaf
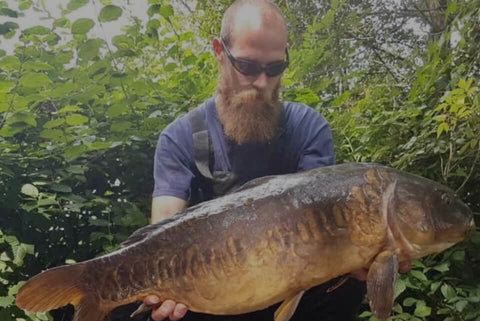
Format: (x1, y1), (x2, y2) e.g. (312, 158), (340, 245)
(65, 145), (87, 159)
(19, 1), (32, 10)
(437, 122), (449, 138)
(23, 25), (50, 35)
(179, 31), (194, 41)
(403, 297), (417, 307)
(458, 78), (472, 91)
(414, 304), (431, 317)
(112, 35), (134, 50)
(357, 311), (371, 318)
(49, 82), (77, 98)
(452, 250), (465, 261)
(159, 4), (174, 19)
(88, 141), (111, 151)
(71, 18), (94, 34)
(19, 72), (52, 89)
(148, 4), (161, 17)
(1, 22), (19, 36)
(43, 118), (65, 129)
(11, 242), (34, 265)
(107, 103), (129, 118)
(7, 112), (37, 127)
(433, 262), (449, 273)
(110, 121), (132, 132)
(8, 281), (26, 296)
(0, 55), (20, 71)
(58, 105), (81, 114)
(100, 0), (112, 4)
(455, 300), (468, 312)
(410, 270), (428, 282)
(53, 18), (70, 28)
(50, 184), (72, 193)
(0, 296), (14, 308)
(78, 38), (103, 60)
(67, 0), (89, 11)
(445, 1), (457, 17)
(0, 8), (18, 18)
(430, 281), (442, 294)
(183, 55), (197, 65)
(0, 80), (14, 93)
(40, 129), (64, 140)
(21, 184), (39, 197)
(66, 114), (88, 125)
(441, 284), (457, 300)
(394, 278), (406, 298)
(23, 60), (54, 71)
(0, 124), (24, 137)
(98, 5), (122, 22)
(37, 198), (57, 207)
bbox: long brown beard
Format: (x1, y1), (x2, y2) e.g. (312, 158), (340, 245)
(216, 71), (282, 145)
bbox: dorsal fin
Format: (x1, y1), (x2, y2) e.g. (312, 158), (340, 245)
(232, 175), (278, 193)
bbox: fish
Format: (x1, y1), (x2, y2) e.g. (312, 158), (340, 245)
(16, 163), (475, 321)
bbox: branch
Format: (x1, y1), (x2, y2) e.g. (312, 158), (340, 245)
(345, 31), (406, 61)
(179, 0), (194, 14)
(456, 141), (480, 193)
(372, 50), (399, 83)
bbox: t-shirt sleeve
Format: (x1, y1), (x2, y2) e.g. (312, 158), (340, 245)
(295, 107), (335, 171)
(152, 118), (195, 200)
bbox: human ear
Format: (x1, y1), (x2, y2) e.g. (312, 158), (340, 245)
(212, 38), (224, 63)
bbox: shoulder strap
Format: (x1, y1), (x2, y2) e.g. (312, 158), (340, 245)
(188, 107), (214, 179)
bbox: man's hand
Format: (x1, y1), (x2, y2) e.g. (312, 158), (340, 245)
(349, 260), (412, 281)
(143, 295), (188, 321)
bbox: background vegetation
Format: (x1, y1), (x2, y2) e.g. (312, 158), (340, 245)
(0, 0), (479, 320)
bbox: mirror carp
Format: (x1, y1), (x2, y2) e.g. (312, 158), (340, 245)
(16, 163), (475, 321)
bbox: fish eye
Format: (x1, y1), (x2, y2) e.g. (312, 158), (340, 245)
(441, 193), (452, 205)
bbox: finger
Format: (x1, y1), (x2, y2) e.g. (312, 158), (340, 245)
(143, 295), (161, 305)
(151, 300), (176, 321)
(169, 303), (188, 321)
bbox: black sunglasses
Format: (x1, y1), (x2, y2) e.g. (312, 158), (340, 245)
(220, 38), (289, 77)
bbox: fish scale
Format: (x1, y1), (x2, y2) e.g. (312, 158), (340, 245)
(16, 163), (475, 321)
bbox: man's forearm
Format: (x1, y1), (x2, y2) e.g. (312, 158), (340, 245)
(151, 196), (187, 224)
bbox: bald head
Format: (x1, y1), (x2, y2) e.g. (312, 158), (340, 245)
(220, 0), (287, 47)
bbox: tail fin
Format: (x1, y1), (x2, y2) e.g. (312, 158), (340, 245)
(16, 263), (108, 321)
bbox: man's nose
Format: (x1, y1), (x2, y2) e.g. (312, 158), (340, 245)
(252, 71), (268, 90)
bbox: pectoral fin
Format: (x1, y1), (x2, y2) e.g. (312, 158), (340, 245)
(367, 251), (399, 321)
(274, 291), (305, 321)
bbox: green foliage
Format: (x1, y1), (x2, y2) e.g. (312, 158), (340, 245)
(0, 0), (479, 321)
(0, 1), (216, 319)
(98, 5), (122, 23)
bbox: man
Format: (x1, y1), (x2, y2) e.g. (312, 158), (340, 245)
(143, 1), (367, 320)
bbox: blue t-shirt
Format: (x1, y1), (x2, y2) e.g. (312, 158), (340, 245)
(153, 97), (335, 200)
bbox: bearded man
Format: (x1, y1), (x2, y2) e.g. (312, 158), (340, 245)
(144, 0), (366, 320)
